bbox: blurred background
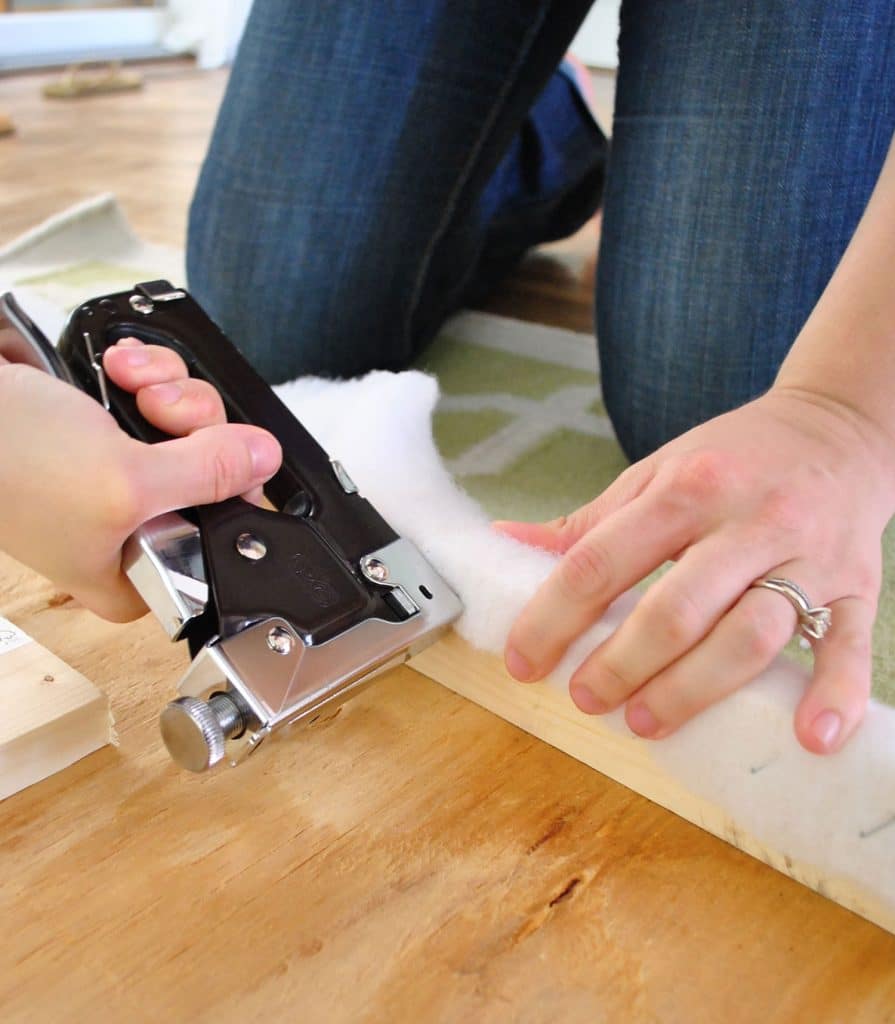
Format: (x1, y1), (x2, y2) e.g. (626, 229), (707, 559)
(0, 0), (255, 70)
(0, 1), (620, 73)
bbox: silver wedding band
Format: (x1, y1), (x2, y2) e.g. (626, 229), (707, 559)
(750, 576), (832, 641)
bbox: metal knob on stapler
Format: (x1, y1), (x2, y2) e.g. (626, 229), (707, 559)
(160, 693), (249, 772)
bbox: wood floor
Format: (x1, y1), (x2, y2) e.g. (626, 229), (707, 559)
(1, 60), (894, 1024)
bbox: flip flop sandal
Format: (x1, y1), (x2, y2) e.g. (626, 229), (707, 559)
(43, 62), (143, 100)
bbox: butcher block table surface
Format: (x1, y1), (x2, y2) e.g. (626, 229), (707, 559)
(2, 63), (895, 1024)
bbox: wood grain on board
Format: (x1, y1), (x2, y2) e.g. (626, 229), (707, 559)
(0, 611), (112, 800)
(411, 632), (895, 936)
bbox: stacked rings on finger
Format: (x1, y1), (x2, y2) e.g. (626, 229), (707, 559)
(749, 576), (832, 641)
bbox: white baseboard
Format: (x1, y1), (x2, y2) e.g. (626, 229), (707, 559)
(0, 10), (169, 70)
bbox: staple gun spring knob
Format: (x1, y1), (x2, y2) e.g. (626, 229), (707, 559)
(160, 692), (248, 772)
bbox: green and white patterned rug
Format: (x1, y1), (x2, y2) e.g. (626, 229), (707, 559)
(2, 195), (893, 706)
(419, 313), (628, 525)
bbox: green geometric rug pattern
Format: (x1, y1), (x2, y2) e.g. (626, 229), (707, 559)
(418, 314), (628, 524)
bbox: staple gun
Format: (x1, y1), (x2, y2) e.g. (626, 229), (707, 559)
(0, 282), (462, 772)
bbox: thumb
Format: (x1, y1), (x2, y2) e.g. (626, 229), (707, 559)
(492, 459), (656, 554)
(134, 424), (282, 518)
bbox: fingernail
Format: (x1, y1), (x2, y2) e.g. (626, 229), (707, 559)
(811, 710), (841, 750)
(248, 435), (280, 477)
(570, 684), (607, 715)
(492, 520), (525, 539)
(505, 647), (533, 681)
(115, 337), (144, 348)
(627, 703), (659, 737)
(149, 382), (182, 405)
(125, 349), (151, 366)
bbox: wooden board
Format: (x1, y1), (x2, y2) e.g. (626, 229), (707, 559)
(411, 632), (895, 936)
(0, 612), (113, 800)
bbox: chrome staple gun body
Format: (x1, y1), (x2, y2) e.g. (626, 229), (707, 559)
(0, 282), (462, 771)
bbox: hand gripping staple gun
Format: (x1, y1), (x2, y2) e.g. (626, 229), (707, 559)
(0, 282), (462, 772)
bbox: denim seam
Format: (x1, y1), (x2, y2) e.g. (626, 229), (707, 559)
(402, 3), (553, 346)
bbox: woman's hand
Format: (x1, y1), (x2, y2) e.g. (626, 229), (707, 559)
(495, 387), (895, 754)
(0, 338), (281, 622)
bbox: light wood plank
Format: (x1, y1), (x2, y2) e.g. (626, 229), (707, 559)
(411, 631), (895, 936)
(0, 612), (113, 800)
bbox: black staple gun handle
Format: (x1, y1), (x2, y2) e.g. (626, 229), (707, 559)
(57, 281), (398, 564)
(56, 281), (409, 653)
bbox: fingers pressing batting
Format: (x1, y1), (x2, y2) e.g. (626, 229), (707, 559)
(493, 460), (656, 554)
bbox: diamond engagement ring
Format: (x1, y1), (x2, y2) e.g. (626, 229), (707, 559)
(750, 576), (832, 641)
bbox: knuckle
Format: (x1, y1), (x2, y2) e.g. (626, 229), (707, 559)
(649, 681), (694, 724)
(551, 504), (600, 549)
(150, 345), (188, 377)
(559, 539), (613, 601)
(850, 563), (881, 599)
(833, 626), (871, 663)
(206, 446), (246, 503)
(666, 449), (737, 503)
(189, 381), (223, 418)
(564, 507), (592, 535)
(549, 514), (576, 546)
(592, 658), (633, 704)
(644, 586), (704, 648)
(737, 602), (788, 663)
(756, 488), (803, 534)
(190, 378), (219, 403)
(668, 687), (711, 724)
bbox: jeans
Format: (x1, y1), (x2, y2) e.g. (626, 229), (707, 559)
(188, 0), (895, 461)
